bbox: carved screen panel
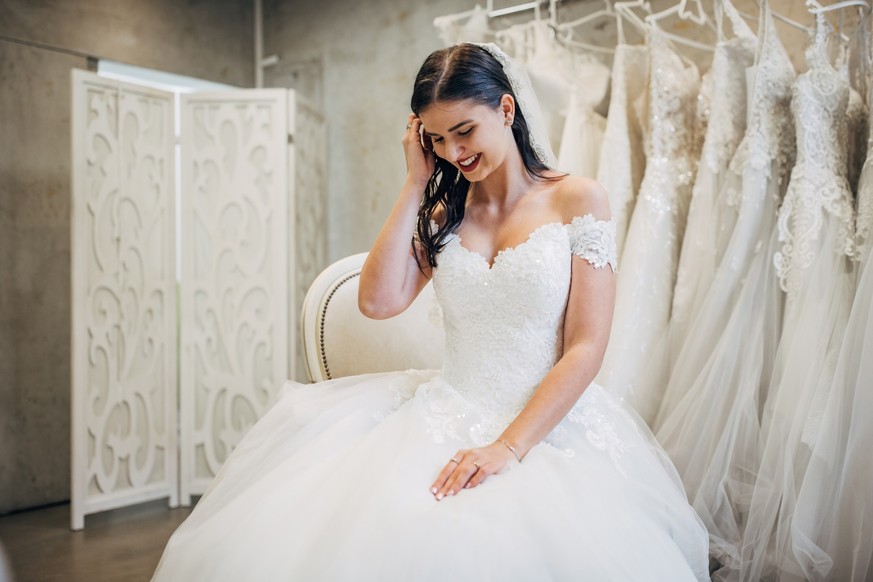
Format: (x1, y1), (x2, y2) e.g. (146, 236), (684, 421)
(180, 90), (291, 502)
(70, 71), (178, 530)
(290, 94), (327, 382)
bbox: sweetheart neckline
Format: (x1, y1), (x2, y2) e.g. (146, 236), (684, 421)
(448, 217), (583, 270)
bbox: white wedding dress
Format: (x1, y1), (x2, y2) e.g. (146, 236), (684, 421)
(652, 3), (796, 573)
(596, 42), (649, 257)
(151, 216), (709, 581)
(668, 0), (757, 362)
(740, 24), (860, 581)
(790, 90), (873, 580)
(595, 29), (702, 423)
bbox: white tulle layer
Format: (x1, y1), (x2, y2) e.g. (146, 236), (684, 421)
(152, 372), (709, 581)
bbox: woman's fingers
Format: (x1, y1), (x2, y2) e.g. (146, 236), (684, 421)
(442, 460), (480, 497)
(430, 443), (514, 500)
(430, 455), (461, 496)
(430, 451), (491, 500)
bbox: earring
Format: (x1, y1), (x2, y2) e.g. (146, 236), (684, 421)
(505, 118), (513, 126)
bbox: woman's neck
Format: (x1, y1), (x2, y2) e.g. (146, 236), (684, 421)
(468, 149), (537, 211)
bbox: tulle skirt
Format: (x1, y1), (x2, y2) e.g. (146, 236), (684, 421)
(790, 252), (873, 581)
(151, 372), (709, 581)
(655, 223), (784, 575)
(738, 216), (857, 581)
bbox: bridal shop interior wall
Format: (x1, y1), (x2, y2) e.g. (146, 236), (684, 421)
(0, 0), (855, 517)
(0, 0), (253, 514)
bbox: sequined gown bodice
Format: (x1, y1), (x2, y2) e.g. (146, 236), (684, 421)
(596, 29), (702, 419)
(424, 217), (616, 444)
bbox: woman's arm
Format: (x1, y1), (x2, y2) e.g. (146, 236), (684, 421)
(431, 179), (615, 499)
(359, 115), (435, 320)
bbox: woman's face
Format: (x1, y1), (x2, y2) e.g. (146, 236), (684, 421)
(418, 96), (515, 182)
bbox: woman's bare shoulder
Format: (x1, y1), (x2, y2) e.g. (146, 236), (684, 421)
(549, 174), (612, 223)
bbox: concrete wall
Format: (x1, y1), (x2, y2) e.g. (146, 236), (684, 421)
(264, 0), (477, 262)
(0, 0), (253, 514)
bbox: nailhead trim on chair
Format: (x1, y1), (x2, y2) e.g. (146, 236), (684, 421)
(318, 272), (361, 381)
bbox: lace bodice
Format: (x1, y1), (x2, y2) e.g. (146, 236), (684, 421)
(728, 1), (796, 196)
(701, 0), (757, 174)
(418, 216), (616, 446)
(774, 27), (856, 301)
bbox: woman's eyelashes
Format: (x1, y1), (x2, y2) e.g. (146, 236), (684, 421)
(431, 127), (474, 145)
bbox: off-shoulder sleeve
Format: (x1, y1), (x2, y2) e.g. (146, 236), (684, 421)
(566, 215), (618, 272)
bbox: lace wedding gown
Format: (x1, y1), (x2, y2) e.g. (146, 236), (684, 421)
(595, 29), (702, 423)
(652, 3), (796, 572)
(740, 24), (859, 582)
(790, 89), (873, 580)
(151, 216), (709, 581)
(668, 0), (757, 362)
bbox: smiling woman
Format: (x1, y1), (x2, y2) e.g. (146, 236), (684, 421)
(149, 42), (710, 582)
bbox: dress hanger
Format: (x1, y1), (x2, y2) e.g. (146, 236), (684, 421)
(552, 0), (616, 54)
(645, 2), (717, 53)
(805, 0), (869, 44)
(614, 1), (652, 45)
(676, 0), (710, 26)
(806, 0), (870, 16)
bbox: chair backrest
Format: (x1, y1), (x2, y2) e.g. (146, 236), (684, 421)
(300, 252), (445, 382)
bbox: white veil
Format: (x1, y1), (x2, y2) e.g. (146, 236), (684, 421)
(475, 42), (558, 169)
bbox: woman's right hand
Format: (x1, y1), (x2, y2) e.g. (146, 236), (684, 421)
(403, 114), (435, 187)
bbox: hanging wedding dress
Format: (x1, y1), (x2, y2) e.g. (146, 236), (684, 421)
(790, 72), (873, 582)
(668, 0), (757, 361)
(595, 28), (702, 424)
(522, 21), (575, 157)
(151, 217), (710, 581)
(434, 5), (494, 45)
(596, 39), (649, 257)
(653, 0), (794, 436)
(739, 20), (859, 581)
(556, 57), (610, 179)
(652, 3), (796, 574)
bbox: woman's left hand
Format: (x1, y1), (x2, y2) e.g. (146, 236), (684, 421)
(430, 442), (518, 500)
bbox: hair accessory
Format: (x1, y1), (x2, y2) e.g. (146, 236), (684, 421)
(474, 42), (556, 168)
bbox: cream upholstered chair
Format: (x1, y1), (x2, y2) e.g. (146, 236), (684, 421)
(301, 252), (445, 382)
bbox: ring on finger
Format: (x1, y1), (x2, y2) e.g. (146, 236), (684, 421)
(473, 461), (480, 469)
(450, 458), (460, 464)
(406, 123), (412, 129)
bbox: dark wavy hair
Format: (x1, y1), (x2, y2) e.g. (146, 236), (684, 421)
(410, 43), (558, 268)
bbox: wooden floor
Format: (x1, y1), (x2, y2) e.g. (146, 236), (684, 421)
(0, 500), (193, 582)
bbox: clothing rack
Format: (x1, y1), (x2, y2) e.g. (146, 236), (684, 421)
(442, 0), (599, 21)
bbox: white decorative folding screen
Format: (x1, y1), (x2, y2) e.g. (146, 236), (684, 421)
(71, 74), (326, 527)
(70, 71), (178, 530)
(179, 89), (293, 502)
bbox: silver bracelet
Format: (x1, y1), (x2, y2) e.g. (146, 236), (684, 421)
(497, 439), (521, 462)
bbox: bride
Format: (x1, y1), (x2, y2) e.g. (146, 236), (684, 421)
(151, 43), (709, 581)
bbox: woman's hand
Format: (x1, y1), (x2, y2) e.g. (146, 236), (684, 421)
(403, 114), (435, 187)
(430, 442), (518, 500)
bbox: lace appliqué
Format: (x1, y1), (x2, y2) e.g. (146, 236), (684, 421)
(774, 38), (855, 303)
(727, 7), (796, 197)
(566, 215), (618, 272)
(564, 386), (634, 477)
(372, 372), (429, 423)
